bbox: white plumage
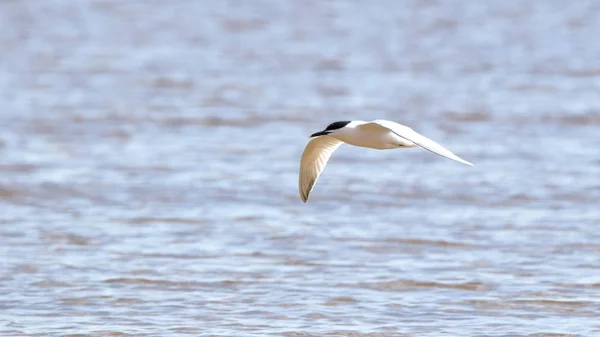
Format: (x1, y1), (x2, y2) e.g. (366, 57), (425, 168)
(299, 120), (473, 203)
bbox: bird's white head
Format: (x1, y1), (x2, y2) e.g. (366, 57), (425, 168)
(309, 121), (352, 138)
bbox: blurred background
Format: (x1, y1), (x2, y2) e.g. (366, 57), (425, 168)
(1, 0), (599, 336)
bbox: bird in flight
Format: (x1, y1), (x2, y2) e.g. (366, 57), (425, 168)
(299, 120), (473, 202)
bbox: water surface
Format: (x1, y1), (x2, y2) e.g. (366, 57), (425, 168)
(1, 1), (600, 336)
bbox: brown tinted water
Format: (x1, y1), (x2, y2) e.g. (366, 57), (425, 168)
(1, 1), (600, 336)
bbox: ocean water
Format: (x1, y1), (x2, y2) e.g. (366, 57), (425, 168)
(1, 1), (600, 336)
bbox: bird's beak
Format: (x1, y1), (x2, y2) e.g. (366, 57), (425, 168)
(309, 130), (329, 138)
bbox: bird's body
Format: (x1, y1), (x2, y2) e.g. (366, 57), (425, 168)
(328, 121), (418, 149)
(299, 119), (473, 202)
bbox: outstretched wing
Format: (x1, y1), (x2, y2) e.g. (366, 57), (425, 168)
(299, 136), (344, 202)
(367, 120), (474, 166)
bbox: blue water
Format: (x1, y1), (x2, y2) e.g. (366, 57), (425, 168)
(1, 1), (600, 336)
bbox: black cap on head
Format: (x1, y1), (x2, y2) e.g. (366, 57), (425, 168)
(325, 121), (351, 131)
(309, 121), (351, 138)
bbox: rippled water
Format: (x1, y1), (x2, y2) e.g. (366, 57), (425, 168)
(2, 1), (600, 336)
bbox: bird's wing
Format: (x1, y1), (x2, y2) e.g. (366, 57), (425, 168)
(299, 135), (344, 202)
(366, 120), (474, 166)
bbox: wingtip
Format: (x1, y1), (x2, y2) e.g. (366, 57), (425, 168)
(453, 156), (474, 167)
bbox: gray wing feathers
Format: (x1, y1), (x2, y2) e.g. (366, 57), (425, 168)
(299, 136), (343, 202)
(371, 120), (474, 166)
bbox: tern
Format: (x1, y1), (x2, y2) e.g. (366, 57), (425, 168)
(299, 120), (473, 202)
